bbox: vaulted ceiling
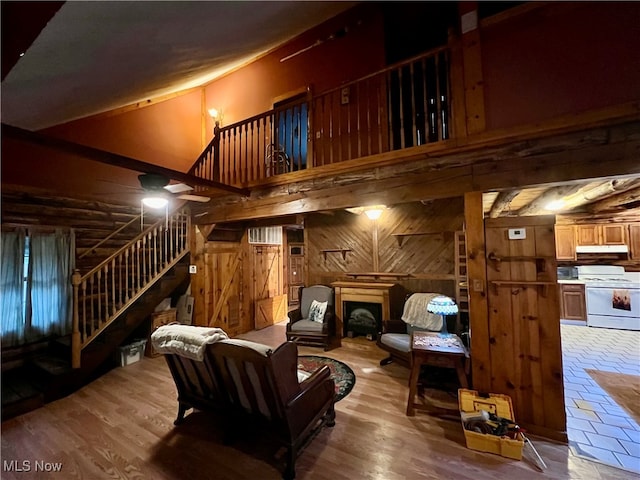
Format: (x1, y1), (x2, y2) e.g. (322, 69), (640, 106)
(1, 1), (354, 130)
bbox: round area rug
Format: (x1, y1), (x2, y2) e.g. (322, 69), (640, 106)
(297, 355), (356, 402)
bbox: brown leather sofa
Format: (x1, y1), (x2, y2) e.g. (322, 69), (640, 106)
(160, 336), (336, 480)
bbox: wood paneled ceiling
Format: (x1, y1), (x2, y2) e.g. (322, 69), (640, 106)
(482, 177), (640, 218)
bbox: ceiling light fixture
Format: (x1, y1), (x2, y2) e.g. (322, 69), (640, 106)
(545, 199), (565, 211)
(142, 196), (169, 209)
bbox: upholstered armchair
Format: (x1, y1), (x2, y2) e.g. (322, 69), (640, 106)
(377, 293), (446, 368)
(286, 285), (335, 350)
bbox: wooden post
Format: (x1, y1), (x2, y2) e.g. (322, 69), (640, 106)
(458, 2), (486, 135)
(371, 219), (380, 272)
(71, 269), (82, 369)
(464, 191), (491, 392)
(213, 121), (221, 183)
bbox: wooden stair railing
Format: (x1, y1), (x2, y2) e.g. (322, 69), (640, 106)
(71, 206), (190, 368)
(188, 45), (451, 187)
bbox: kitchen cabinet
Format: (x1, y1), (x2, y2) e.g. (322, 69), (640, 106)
(559, 283), (586, 321)
(555, 225), (576, 260)
(576, 223), (627, 246)
(628, 224), (640, 260)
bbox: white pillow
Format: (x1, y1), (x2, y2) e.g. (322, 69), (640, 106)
(308, 299), (328, 323)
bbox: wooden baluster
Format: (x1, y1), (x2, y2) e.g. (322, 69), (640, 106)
(435, 52), (443, 142)
(71, 269), (81, 368)
(421, 58), (429, 145)
(103, 265), (108, 324)
(386, 70), (394, 150)
(111, 259), (116, 316)
(117, 254), (122, 308)
(124, 249), (130, 302)
(409, 62), (418, 147)
(81, 279), (87, 343)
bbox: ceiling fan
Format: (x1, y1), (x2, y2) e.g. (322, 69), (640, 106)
(138, 172), (210, 208)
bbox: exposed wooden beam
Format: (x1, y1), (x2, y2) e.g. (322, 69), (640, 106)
(589, 186), (640, 213)
(488, 190), (521, 218)
(2, 123), (249, 196)
(561, 178), (640, 211)
(192, 124), (640, 224)
(516, 184), (584, 216)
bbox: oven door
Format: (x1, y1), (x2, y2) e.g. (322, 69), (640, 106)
(585, 285), (640, 330)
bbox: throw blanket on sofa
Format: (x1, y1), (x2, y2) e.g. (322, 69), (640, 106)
(151, 325), (229, 361)
(401, 293), (443, 330)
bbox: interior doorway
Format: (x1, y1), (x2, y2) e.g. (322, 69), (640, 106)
(274, 92), (309, 173)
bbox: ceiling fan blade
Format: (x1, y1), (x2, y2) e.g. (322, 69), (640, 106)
(178, 194), (210, 203)
(164, 183), (193, 194)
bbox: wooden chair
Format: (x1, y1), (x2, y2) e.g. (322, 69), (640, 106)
(212, 339), (336, 480)
(286, 285), (335, 350)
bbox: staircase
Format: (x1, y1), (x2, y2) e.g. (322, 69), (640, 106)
(1, 207), (191, 421)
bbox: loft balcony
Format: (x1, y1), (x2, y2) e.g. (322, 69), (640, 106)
(189, 47), (453, 189)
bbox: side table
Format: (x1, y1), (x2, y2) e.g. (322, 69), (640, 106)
(406, 331), (469, 416)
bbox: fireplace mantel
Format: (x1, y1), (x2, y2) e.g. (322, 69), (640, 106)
(331, 281), (405, 346)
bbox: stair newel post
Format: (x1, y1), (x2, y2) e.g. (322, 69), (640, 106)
(213, 121), (221, 183)
(71, 269), (82, 369)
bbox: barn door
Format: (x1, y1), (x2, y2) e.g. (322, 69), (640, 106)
(484, 216), (565, 439)
(207, 243), (243, 336)
(253, 245), (287, 329)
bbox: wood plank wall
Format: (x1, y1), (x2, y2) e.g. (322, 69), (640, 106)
(484, 215), (566, 441)
(191, 229), (284, 336)
(305, 198), (464, 297)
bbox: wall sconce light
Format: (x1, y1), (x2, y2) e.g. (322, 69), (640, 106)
(364, 205), (385, 220)
(208, 107), (223, 126)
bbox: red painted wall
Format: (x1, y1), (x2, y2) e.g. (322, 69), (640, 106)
(203, 4), (386, 129)
(481, 3), (640, 130)
(43, 89), (203, 172)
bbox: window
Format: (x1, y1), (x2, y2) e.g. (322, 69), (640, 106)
(1, 230), (75, 347)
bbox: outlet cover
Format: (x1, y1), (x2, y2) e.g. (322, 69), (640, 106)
(189, 265), (197, 274)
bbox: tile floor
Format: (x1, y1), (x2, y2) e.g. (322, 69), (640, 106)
(561, 323), (640, 475)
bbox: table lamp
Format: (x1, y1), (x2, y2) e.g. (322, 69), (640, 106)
(427, 295), (458, 337)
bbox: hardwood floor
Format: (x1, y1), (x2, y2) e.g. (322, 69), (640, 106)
(0, 322), (633, 480)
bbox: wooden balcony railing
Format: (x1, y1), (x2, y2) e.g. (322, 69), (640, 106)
(71, 206), (190, 368)
(189, 46), (451, 187)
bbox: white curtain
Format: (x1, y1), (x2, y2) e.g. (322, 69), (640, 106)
(27, 230), (75, 341)
(1, 230), (26, 347)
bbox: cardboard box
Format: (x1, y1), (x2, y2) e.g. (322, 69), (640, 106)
(458, 388), (524, 460)
(119, 339), (147, 366)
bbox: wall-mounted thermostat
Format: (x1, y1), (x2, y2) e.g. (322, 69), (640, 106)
(189, 265), (197, 274)
(508, 228), (526, 240)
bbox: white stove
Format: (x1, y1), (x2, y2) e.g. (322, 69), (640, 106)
(577, 266), (640, 331)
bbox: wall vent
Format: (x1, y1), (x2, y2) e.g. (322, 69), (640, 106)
(248, 226), (283, 245)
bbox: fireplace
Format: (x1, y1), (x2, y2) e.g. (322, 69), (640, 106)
(331, 281), (404, 346)
(344, 301), (382, 340)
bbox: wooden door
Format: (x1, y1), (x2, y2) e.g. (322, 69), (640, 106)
(554, 225), (575, 260)
(206, 243), (243, 336)
(630, 224), (640, 260)
(253, 245), (286, 329)
(601, 223), (627, 245)
(576, 224), (599, 245)
(485, 216), (565, 441)
(560, 284), (586, 321)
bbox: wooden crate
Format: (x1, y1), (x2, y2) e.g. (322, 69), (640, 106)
(146, 308), (177, 357)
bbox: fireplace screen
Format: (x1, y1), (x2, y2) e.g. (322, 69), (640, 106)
(344, 301), (382, 340)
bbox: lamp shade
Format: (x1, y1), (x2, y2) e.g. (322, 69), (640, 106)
(427, 295), (458, 316)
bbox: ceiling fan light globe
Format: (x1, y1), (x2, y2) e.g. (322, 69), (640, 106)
(142, 196), (169, 209)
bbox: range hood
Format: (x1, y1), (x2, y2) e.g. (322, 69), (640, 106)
(575, 245), (629, 254)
